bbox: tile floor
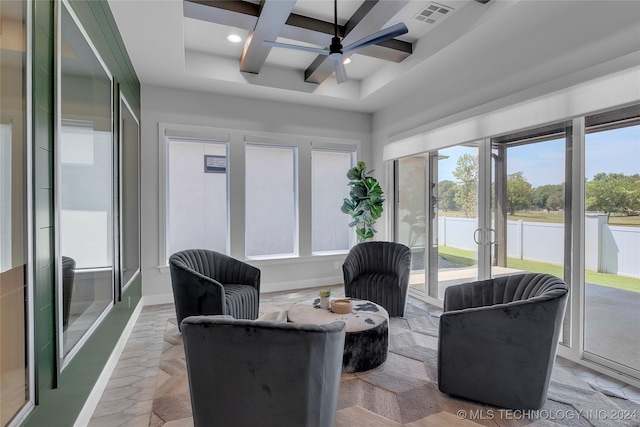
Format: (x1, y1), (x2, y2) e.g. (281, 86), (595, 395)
(86, 286), (640, 427)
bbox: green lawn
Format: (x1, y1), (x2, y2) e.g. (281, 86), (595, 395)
(438, 245), (640, 293)
(439, 210), (640, 227)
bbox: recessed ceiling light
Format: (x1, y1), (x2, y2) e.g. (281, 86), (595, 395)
(227, 34), (242, 43)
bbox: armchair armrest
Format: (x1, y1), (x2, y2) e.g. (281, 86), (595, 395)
(391, 246), (411, 290)
(342, 256), (360, 285)
(170, 261), (226, 322)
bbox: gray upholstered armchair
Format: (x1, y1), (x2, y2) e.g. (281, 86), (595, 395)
(342, 241), (412, 317)
(169, 249), (260, 330)
(181, 315), (346, 427)
(438, 273), (569, 409)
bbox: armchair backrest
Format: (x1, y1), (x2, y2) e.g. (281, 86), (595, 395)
(169, 249), (260, 289)
(343, 241), (411, 276)
(443, 273), (568, 312)
(181, 315), (346, 427)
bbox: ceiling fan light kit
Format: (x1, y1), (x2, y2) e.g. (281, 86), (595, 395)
(264, 0), (408, 84)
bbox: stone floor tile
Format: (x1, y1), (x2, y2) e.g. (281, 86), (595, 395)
(88, 412), (137, 427)
(361, 352), (430, 385)
(594, 374), (629, 389)
(405, 411), (487, 427)
(620, 385), (640, 401)
(90, 294), (640, 427)
(91, 397), (137, 418)
(97, 386), (140, 403)
(336, 405), (402, 427)
(104, 374), (144, 390)
(123, 400), (154, 417)
(162, 418), (194, 427)
(339, 377), (403, 423)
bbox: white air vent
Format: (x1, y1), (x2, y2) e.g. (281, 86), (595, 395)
(414, 2), (454, 24)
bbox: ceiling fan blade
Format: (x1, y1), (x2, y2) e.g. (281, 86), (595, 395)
(263, 40), (330, 56)
(343, 22), (408, 53)
(331, 56), (349, 84)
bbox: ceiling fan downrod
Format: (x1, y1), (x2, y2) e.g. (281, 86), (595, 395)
(330, 0), (343, 57)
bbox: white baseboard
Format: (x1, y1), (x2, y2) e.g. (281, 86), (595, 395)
(141, 277), (344, 306)
(142, 293), (175, 306)
(260, 276), (343, 293)
(73, 301), (143, 427)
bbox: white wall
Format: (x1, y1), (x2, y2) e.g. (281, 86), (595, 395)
(141, 85), (372, 303)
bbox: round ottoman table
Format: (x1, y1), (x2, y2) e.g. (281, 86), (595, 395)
(288, 298), (389, 373)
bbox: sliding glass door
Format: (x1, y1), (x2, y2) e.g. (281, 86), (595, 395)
(490, 124), (570, 281)
(395, 104), (640, 384)
(431, 143), (484, 298)
(583, 113), (640, 374)
(397, 141), (492, 300)
(400, 127), (572, 302)
(396, 155), (427, 294)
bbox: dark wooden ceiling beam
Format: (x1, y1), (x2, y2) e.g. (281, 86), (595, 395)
(183, 0), (411, 63)
(239, 0), (297, 74)
(184, 0), (260, 30)
(304, 0), (410, 84)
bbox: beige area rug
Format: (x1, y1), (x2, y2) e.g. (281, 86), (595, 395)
(149, 304), (640, 427)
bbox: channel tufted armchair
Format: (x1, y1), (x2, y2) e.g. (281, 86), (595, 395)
(169, 249), (260, 330)
(181, 315), (346, 427)
(438, 273), (569, 410)
(342, 241), (412, 317)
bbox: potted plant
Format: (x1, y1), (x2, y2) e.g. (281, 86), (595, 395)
(341, 161), (385, 242)
(319, 289), (331, 309)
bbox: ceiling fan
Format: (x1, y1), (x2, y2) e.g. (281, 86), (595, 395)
(263, 0), (408, 84)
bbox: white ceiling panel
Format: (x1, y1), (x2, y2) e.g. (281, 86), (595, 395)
(108, 0), (640, 113)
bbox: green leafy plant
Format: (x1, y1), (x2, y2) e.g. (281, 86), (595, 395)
(341, 161), (385, 242)
(319, 289), (331, 298)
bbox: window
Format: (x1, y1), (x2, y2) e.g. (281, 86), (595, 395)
(59, 122), (113, 270)
(311, 149), (354, 254)
(167, 138), (229, 259)
(119, 95), (140, 289)
(58, 2), (114, 359)
(245, 144), (298, 258)
(160, 126), (359, 265)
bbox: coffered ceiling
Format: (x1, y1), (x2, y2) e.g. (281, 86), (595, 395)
(107, 0), (640, 113)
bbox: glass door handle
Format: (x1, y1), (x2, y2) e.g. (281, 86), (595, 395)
(473, 228), (481, 245)
(489, 228), (496, 245)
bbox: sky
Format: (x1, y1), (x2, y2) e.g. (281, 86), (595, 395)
(437, 125), (640, 188)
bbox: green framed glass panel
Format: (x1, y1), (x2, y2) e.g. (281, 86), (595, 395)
(119, 94), (140, 290)
(58, 1), (114, 360)
(0, 1), (30, 424)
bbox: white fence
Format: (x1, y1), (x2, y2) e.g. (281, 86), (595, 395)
(435, 214), (639, 279)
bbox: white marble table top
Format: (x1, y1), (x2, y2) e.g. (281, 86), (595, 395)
(288, 298), (389, 333)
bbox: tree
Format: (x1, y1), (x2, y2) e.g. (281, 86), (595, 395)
(438, 180), (459, 212)
(586, 173), (640, 216)
(452, 154), (478, 217)
(546, 190), (564, 211)
(532, 184), (564, 211)
(506, 172), (533, 215)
